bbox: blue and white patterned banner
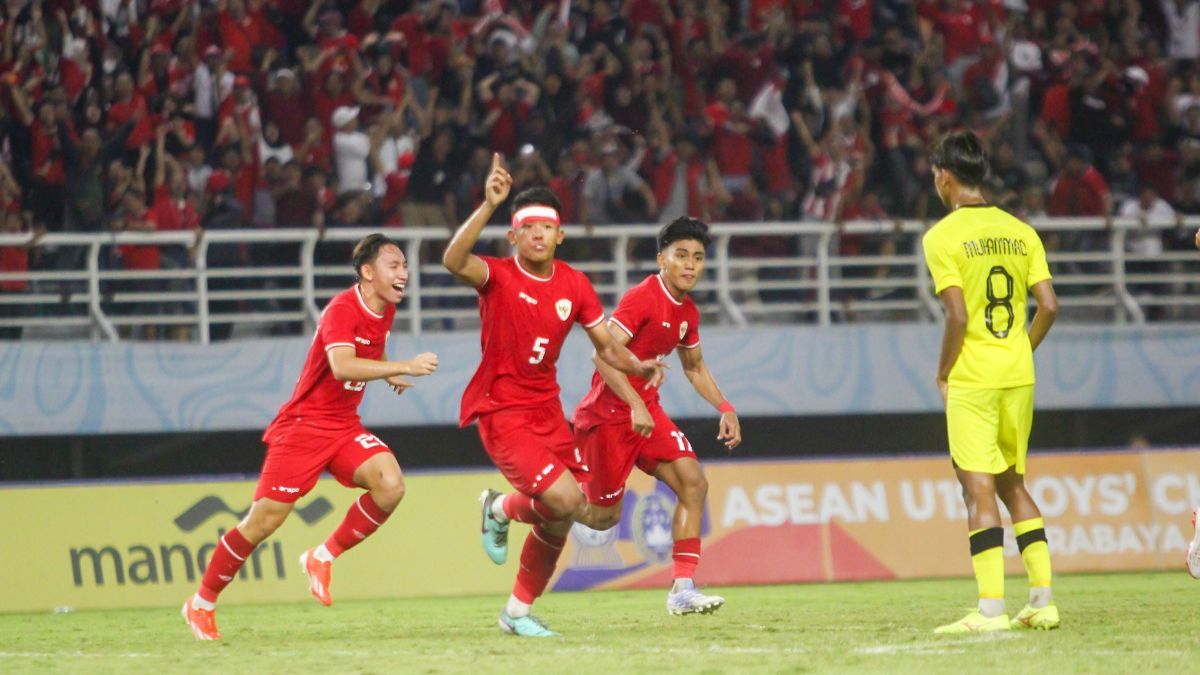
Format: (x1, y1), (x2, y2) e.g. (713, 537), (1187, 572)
(0, 324), (1197, 436)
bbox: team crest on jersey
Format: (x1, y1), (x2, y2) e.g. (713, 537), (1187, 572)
(555, 298), (572, 321)
(679, 321), (688, 341)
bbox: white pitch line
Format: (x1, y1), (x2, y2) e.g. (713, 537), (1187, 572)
(858, 632), (1024, 655)
(561, 644), (807, 656)
(0, 652), (155, 659)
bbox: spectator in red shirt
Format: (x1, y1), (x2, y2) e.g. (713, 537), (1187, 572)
(931, 0), (990, 67)
(295, 117), (334, 172)
(358, 45), (408, 126)
(152, 126), (200, 237)
(216, 0), (261, 74)
(0, 163), (27, 340)
(261, 68), (307, 146)
(1048, 146), (1112, 217)
(711, 102), (755, 194)
(108, 72), (156, 151)
(9, 86), (68, 230)
(309, 69), (357, 131)
(479, 72), (538, 158)
(116, 185), (161, 273)
(113, 183), (164, 339)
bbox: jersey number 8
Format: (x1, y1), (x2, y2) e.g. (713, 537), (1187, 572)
(984, 265), (1015, 339)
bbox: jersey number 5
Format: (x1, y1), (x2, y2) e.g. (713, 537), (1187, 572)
(984, 265), (1015, 339)
(529, 337), (549, 364)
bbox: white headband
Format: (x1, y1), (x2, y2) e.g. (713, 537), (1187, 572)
(511, 205), (561, 229)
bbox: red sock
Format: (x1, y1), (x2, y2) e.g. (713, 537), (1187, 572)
(325, 493), (391, 557)
(198, 528), (255, 602)
(502, 493), (557, 524)
(672, 537), (701, 580)
(512, 525), (566, 603)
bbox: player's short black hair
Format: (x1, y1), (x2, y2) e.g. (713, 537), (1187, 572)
(511, 187), (563, 220)
(929, 130), (988, 188)
(352, 233), (402, 280)
(657, 217), (711, 252)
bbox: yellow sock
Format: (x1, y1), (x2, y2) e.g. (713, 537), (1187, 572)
(1014, 517), (1053, 598)
(969, 527), (1005, 613)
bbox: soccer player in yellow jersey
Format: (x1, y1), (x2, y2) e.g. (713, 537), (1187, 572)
(922, 130), (1062, 633)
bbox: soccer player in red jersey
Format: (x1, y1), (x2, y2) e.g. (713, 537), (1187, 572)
(182, 234), (439, 640)
(443, 154), (665, 637)
(572, 217), (741, 615)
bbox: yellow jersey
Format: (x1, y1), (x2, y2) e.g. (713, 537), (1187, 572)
(922, 205), (1052, 389)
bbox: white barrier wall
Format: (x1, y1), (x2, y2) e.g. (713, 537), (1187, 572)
(0, 324), (1197, 436)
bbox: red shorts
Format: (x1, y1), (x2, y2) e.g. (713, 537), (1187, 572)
(254, 421), (390, 503)
(476, 402), (588, 496)
(574, 406), (693, 507)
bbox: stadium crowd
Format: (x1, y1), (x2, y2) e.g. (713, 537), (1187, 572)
(0, 0), (1199, 336)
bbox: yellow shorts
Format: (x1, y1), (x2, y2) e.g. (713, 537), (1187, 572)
(945, 384), (1034, 475)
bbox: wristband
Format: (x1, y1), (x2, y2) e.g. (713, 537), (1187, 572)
(717, 400), (735, 414)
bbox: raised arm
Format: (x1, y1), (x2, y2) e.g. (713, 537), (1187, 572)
(441, 153), (510, 287)
(590, 322), (655, 437)
(154, 124), (167, 188)
(677, 344), (740, 449)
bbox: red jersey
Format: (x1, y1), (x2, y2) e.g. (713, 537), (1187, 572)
(265, 285), (395, 437)
(118, 208), (161, 270)
(460, 256), (605, 427)
(152, 185), (200, 231)
(573, 274), (700, 430)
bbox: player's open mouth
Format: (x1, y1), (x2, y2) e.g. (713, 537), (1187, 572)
(392, 283), (405, 294)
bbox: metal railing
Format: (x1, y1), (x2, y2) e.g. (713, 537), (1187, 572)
(0, 217), (1197, 343)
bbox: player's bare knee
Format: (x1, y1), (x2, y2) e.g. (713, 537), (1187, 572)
(681, 474), (709, 505)
(560, 491), (587, 521)
(544, 489), (585, 521)
(372, 474), (405, 511)
(242, 511), (286, 543)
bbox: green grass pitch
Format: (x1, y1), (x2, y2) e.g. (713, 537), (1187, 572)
(2, 572), (1195, 673)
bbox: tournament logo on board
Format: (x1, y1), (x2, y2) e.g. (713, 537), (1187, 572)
(631, 490), (675, 565)
(568, 522), (622, 569)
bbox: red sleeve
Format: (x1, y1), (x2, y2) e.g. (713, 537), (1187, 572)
(477, 255), (501, 291)
(575, 274), (605, 328)
(680, 303), (701, 348)
(610, 285), (649, 338)
(318, 300), (358, 352)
